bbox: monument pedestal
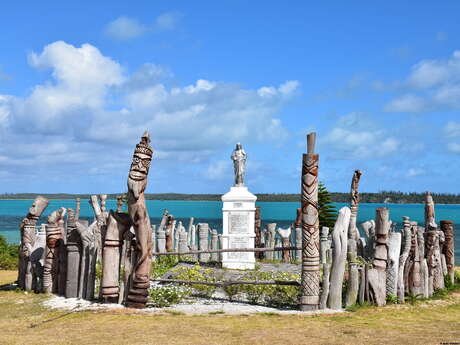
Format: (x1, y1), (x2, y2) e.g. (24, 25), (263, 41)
(221, 186), (257, 270)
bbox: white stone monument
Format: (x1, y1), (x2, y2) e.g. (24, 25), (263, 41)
(221, 143), (257, 269)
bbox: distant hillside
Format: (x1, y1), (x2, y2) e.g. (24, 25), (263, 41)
(1, 191), (460, 204)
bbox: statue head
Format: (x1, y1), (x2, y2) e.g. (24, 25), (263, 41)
(28, 196), (49, 219)
(440, 220), (453, 234)
(128, 131), (153, 199)
(129, 131), (153, 181)
(235, 142), (242, 151)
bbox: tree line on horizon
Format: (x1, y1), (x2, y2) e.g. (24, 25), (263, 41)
(1, 190), (460, 204)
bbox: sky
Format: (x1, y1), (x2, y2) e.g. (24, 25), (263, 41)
(1, 1), (460, 194)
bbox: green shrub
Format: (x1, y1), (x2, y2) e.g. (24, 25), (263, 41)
(151, 255), (178, 279)
(236, 270), (300, 308)
(386, 294), (399, 304)
(149, 284), (191, 307)
(171, 265), (217, 298)
(0, 235), (19, 270)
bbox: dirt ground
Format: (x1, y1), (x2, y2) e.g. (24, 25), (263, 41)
(1, 270), (460, 345)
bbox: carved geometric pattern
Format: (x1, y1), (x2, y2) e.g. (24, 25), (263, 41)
(300, 153), (320, 308)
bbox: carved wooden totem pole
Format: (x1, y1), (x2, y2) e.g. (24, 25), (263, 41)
(440, 220), (455, 284)
(125, 131), (154, 308)
(397, 216), (412, 303)
(346, 169), (362, 307)
(18, 196), (49, 290)
(300, 132), (320, 311)
(367, 207), (390, 306)
(43, 208), (66, 293)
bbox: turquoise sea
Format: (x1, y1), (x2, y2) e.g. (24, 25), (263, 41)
(1, 199), (459, 262)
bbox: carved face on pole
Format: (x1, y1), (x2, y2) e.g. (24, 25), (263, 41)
(127, 132), (153, 199)
(28, 196), (49, 220)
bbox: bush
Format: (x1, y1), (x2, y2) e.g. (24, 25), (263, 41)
(234, 270), (300, 308)
(149, 284), (191, 307)
(0, 235), (19, 270)
(151, 256), (179, 279)
(171, 265), (217, 298)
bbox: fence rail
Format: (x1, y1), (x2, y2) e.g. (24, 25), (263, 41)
(152, 278), (300, 287)
(152, 246), (300, 256)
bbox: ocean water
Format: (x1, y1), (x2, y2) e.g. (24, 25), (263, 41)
(1, 199), (459, 262)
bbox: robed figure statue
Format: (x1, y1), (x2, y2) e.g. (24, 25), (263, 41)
(231, 143), (246, 187)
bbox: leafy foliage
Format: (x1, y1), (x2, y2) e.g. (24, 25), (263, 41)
(0, 235), (19, 270)
(150, 256), (179, 279)
(171, 265), (217, 298)
(225, 271), (300, 308)
(149, 284), (191, 307)
(318, 182), (338, 229)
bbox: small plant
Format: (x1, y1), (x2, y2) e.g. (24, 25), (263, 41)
(406, 293), (423, 305)
(432, 288), (449, 300)
(345, 301), (372, 312)
(151, 255), (178, 279)
(171, 265), (217, 298)
(148, 284), (191, 307)
(386, 294), (399, 304)
(223, 284), (241, 301)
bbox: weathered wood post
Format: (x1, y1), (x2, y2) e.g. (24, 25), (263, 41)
(65, 208), (81, 298)
(300, 132), (320, 311)
(277, 227), (292, 263)
(265, 223), (276, 261)
(18, 196), (49, 290)
(386, 231), (401, 297)
(327, 207), (351, 310)
(198, 223), (210, 263)
(346, 170), (362, 307)
(440, 220), (455, 284)
(397, 216), (412, 303)
(43, 208), (66, 293)
(125, 131), (154, 308)
(367, 207), (390, 306)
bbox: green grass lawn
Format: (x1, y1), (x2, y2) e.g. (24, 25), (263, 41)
(1, 270), (460, 345)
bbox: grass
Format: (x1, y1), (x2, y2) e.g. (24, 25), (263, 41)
(1, 270), (460, 345)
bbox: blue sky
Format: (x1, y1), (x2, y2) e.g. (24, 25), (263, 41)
(1, 1), (460, 194)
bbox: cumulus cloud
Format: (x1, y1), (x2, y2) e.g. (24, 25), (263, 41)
(104, 16), (147, 40)
(322, 113), (399, 159)
(0, 41), (298, 182)
(384, 50), (460, 113)
(105, 12), (182, 40)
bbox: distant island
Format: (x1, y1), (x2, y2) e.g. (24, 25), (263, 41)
(1, 191), (460, 204)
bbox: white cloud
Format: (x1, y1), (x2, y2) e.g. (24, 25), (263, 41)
(445, 121), (460, 138)
(384, 51), (460, 113)
(384, 94), (427, 113)
(0, 41), (298, 180)
(323, 113), (399, 159)
(205, 160), (231, 180)
(407, 168), (425, 177)
(104, 16), (147, 40)
(447, 142), (460, 154)
(154, 12), (182, 32)
(104, 12), (182, 40)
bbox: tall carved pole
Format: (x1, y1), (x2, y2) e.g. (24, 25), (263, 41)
(367, 207), (390, 306)
(43, 208), (66, 293)
(18, 196), (49, 290)
(345, 170), (362, 307)
(440, 220), (455, 284)
(348, 170), (362, 242)
(425, 191), (436, 231)
(300, 132), (320, 311)
(125, 131), (153, 308)
(65, 209), (81, 298)
(397, 216), (412, 303)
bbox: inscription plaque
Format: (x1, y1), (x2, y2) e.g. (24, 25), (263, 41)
(229, 212), (249, 234)
(228, 236), (249, 260)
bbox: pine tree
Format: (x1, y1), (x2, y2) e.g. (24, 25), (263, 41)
(318, 182), (337, 230)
